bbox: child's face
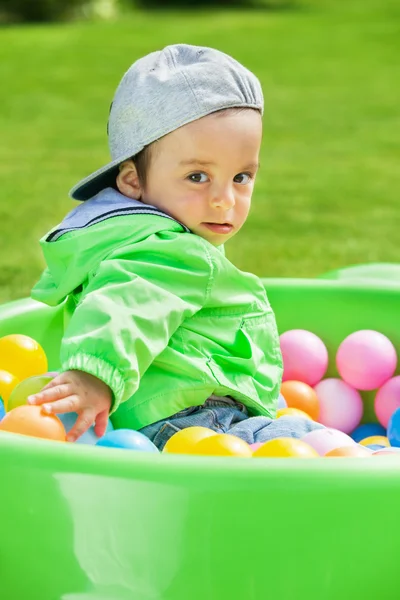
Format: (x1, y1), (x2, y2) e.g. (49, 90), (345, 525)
(140, 110), (262, 246)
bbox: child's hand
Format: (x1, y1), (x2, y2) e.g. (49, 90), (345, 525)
(27, 370), (112, 442)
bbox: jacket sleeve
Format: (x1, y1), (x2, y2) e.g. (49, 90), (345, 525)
(59, 232), (214, 413)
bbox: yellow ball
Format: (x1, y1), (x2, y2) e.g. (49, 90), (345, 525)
(276, 407), (313, 420)
(0, 335), (48, 381)
(0, 370), (20, 410)
(192, 434), (252, 457)
(163, 426), (216, 454)
(359, 435), (390, 447)
(253, 437), (319, 458)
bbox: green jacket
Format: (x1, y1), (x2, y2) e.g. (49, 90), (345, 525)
(32, 189), (283, 429)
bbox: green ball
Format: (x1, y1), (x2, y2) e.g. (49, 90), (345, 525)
(7, 375), (54, 412)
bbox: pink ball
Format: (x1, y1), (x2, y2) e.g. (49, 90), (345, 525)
(372, 447), (400, 456)
(336, 330), (397, 391)
(313, 378), (364, 434)
(374, 376), (400, 428)
(250, 443), (263, 452)
(301, 428), (356, 456)
(280, 329), (329, 386)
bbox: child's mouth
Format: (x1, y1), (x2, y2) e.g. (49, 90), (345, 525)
(202, 223), (233, 234)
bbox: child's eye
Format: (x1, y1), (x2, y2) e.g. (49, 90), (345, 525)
(233, 172), (252, 184)
(187, 172), (208, 183)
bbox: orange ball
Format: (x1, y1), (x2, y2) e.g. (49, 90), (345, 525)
(276, 407), (313, 420)
(280, 380), (320, 421)
(163, 426), (216, 454)
(0, 405), (66, 442)
(325, 445), (371, 458)
(0, 334), (48, 381)
(0, 369), (20, 410)
(253, 437), (319, 458)
(359, 435), (390, 447)
(192, 434), (252, 457)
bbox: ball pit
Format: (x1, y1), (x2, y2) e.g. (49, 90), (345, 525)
(1, 275), (400, 599)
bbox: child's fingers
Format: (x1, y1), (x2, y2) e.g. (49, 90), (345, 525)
(40, 395), (81, 415)
(94, 410), (109, 438)
(66, 409), (96, 442)
(27, 384), (73, 406)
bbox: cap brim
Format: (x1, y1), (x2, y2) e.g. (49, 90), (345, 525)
(69, 152), (135, 201)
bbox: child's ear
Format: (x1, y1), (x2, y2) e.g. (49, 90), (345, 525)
(116, 160), (143, 200)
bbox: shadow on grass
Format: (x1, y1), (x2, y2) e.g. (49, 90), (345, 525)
(132, 0), (304, 11)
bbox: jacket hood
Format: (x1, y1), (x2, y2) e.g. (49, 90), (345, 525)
(31, 188), (225, 307)
(31, 188), (190, 306)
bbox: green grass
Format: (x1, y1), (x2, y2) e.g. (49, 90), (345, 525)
(0, 0), (399, 303)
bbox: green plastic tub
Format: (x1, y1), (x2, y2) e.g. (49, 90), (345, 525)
(1, 276), (400, 600)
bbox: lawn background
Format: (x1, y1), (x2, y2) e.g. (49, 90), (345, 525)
(0, 0), (399, 304)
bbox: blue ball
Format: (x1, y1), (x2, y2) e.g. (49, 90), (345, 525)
(366, 444), (385, 451)
(96, 429), (159, 452)
(387, 408), (400, 448)
(0, 397), (5, 421)
(58, 412), (114, 445)
(277, 393), (287, 409)
(350, 423), (386, 443)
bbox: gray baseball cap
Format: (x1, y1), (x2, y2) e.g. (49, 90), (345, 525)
(70, 43), (264, 201)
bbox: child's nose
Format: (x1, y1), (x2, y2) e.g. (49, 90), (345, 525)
(209, 184), (236, 210)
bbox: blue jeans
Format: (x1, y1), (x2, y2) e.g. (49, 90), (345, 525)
(139, 395), (323, 451)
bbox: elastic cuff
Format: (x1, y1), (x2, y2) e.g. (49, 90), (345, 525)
(61, 354), (125, 414)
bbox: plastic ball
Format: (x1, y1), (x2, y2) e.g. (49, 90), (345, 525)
(58, 412), (114, 445)
(276, 407), (313, 420)
(0, 334), (48, 381)
(253, 437), (319, 458)
(280, 380), (320, 420)
(313, 378), (363, 434)
(366, 444), (385, 451)
(387, 407), (400, 448)
(336, 330), (397, 391)
(0, 399), (5, 421)
(375, 376), (400, 428)
(350, 423), (386, 443)
(163, 426), (216, 454)
(96, 429), (159, 452)
(372, 447), (400, 456)
(280, 329), (329, 386)
(301, 428), (356, 456)
(359, 435), (390, 448)
(250, 442), (263, 452)
(192, 434), (252, 457)
(0, 405), (66, 441)
(7, 374), (54, 412)
(324, 445), (371, 458)
(277, 393), (287, 409)
(0, 370), (20, 410)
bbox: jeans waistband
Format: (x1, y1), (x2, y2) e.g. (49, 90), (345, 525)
(203, 394), (246, 411)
